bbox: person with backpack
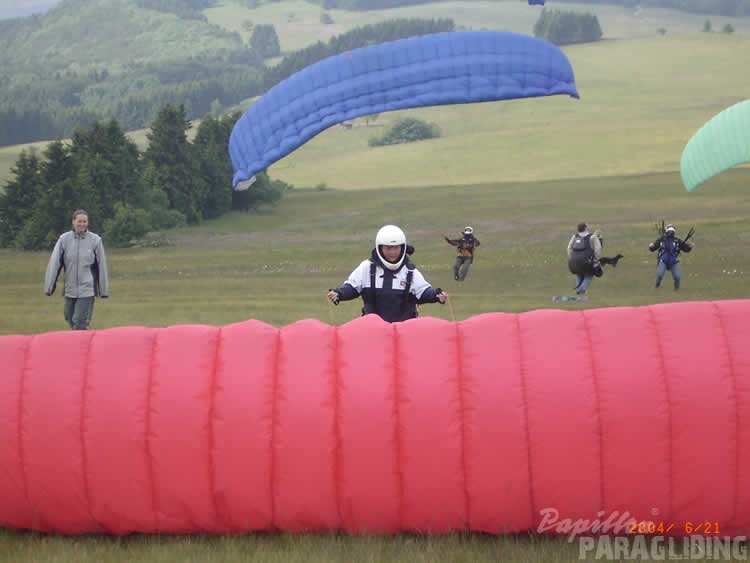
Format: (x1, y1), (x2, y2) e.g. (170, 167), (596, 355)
(444, 226), (481, 281)
(327, 225), (448, 323)
(648, 224), (694, 290)
(567, 222), (602, 295)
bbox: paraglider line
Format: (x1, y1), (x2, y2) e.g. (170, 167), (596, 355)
(446, 294), (456, 322)
(327, 296), (336, 325)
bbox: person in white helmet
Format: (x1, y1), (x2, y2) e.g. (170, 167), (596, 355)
(327, 225), (448, 322)
(444, 226), (481, 281)
(648, 223), (694, 290)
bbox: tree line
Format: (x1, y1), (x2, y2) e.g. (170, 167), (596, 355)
(533, 9), (603, 45)
(310, 0), (750, 16)
(554, 0), (750, 17)
(0, 104), (289, 250)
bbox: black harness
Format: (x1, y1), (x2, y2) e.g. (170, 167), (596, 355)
(365, 258), (415, 316)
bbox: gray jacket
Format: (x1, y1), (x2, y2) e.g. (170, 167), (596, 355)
(44, 230), (109, 298)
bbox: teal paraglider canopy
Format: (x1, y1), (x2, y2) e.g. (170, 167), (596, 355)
(680, 99), (750, 192)
(229, 30), (579, 189)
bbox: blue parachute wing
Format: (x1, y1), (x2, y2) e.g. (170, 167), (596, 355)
(229, 31), (579, 189)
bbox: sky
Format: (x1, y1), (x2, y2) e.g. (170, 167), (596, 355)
(0, 0), (62, 20)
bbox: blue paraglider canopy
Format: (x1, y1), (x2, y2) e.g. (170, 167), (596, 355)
(528, 0), (545, 5)
(229, 30), (578, 189)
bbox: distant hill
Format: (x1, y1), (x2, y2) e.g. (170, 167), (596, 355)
(0, 0), (61, 20)
(0, 0), (264, 144)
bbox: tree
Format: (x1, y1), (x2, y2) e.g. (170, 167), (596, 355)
(533, 9), (603, 45)
(15, 141), (79, 250)
(231, 172), (289, 212)
(192, 113), (237, 219)
(250, 24), (281, 58)
(103, 203), (151, 247)
(70, 120), (145, 221)
(368, 117), (441, 146)
(703, 18), (713, 31)
(143, 104), (207, 223)
(0, 150), (42, 247)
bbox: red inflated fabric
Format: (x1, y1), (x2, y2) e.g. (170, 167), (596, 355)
(0, 300), (748, 536)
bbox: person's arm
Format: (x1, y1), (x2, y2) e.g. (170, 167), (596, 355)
(648, 238), (661, 252)
(680, 239), (694, 252)
(96, 237), (110, 297)
(44, 235), (65, 296)
(592, 234), (602, 259)
(328, 262), (367, 303)
(328, 284), (359, 304)
(411, 270), (447, 304)
(444, 236), (458, 246)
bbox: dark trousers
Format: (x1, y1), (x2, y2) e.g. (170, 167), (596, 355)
(64, 296), (95, 330)
(453, 256), (474, 281)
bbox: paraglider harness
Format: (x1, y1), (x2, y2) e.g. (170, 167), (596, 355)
(568, 233), (599, 276)
(362, 244), (416, 315)
(445, 234), (479, 258)
(653, 221), (695, 269)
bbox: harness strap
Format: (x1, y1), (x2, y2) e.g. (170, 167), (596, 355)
(367, 259), (415, 314)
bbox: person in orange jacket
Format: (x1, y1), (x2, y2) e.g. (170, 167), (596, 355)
(444, 226), (480, 281)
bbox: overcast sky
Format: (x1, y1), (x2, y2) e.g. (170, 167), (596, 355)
(0, 0), (62, 21)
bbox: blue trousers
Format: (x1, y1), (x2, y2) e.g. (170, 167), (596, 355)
(655, 261), (681, 289)
(575, 274), (593, 294)
(64, 296), (95, 330)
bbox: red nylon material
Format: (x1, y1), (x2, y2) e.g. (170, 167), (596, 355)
(0, 301), (748, 536)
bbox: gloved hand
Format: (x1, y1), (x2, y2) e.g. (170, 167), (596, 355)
(327, 289), (340, 305)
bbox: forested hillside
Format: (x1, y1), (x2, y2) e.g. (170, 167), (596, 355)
(0, 0), (264, 145)
(0, 0), (455, 147)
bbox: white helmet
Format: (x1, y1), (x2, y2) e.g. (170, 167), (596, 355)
(665, 224), (676, 235)
(375, 224), (407, 270)
(463, 226), (474, 235)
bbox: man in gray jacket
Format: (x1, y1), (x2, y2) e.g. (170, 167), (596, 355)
(44, 209), (109, 330)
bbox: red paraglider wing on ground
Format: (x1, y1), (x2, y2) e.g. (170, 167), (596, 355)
(0, 300), (748, 536)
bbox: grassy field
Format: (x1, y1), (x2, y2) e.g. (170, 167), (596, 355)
(1, 169), (748, 335)
(0, 530), (698, 563)
(204, 0), (750, 50)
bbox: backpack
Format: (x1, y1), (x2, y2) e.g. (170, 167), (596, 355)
(571, 233), (592, 254)
(568, 233), (595, 275)
(660, 238), (680, 267)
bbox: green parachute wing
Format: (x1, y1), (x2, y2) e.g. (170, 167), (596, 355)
(680, 99), (750, 192)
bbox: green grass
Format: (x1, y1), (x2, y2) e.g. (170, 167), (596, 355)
(2, 529), (713, 563)
(2, 169), (748, 336)
(205, 0), (750, 51)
